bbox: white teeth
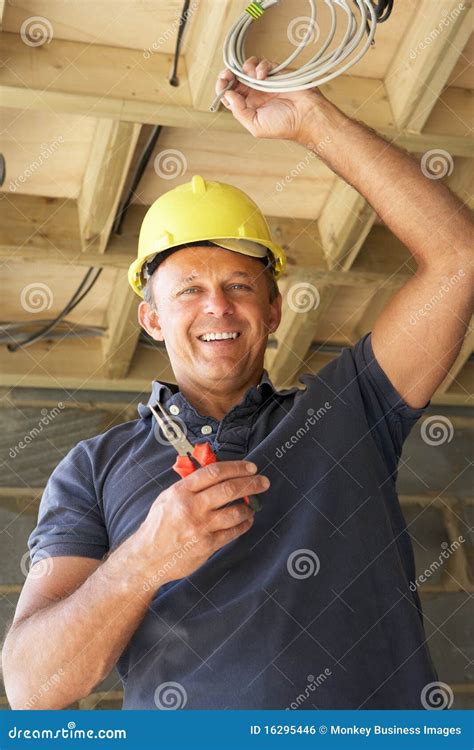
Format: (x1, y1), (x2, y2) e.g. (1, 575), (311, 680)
(199, 332), (240, 342)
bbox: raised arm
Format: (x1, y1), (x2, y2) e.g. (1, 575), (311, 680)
(217, 58), (474, 408)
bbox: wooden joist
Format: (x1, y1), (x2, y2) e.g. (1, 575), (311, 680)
(78, 120), (141, 253)
(1, 30), (472, 155)
(101, 273), (141, 380)
(385, 0), (473, 131)
(318, 180), (377, 271)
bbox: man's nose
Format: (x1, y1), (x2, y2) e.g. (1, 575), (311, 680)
(203, 288), (235, 316)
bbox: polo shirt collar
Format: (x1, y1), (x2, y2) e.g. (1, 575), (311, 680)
(137, 368), (292, 421)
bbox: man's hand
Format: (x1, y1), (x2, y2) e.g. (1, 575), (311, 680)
(138, 460), (270, 588)
(216, 56), (321, 142)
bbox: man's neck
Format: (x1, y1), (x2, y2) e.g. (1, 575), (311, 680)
(176, 370), (264, 421)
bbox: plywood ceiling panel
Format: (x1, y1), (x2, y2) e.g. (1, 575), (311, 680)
(1, 262), (118, 328)
(2, 0), (186, 54)
(132, 126), (336, 219)
(0, 109), (96, 198)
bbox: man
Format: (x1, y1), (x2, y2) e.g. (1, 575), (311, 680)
(3, 58), (472, 710)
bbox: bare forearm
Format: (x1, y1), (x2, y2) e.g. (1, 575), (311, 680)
(300, 95), (473, 266)
(3, 530), (160, 709)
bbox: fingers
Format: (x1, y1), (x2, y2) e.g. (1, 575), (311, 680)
(181, 460), (258, 494)
(212, 516), (255, 549)
(205, 502), (255, 533)
(200, 473), (270, 512)
(243, 56), (274, 80)
(215, 56), (273, 96)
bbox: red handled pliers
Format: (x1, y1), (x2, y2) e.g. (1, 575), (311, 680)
(149, 402), (261, 512)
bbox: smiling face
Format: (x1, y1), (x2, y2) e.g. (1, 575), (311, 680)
(138, 245), (281, 392)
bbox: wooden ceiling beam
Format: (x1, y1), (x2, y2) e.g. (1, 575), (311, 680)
(385, 1), (473, 131)
(101, 272), (141, 380)
(317, 180), (376, 271)
(183, 0), (247, 112)
(78, 120), (141, 254)
(1, 31), (472, 155)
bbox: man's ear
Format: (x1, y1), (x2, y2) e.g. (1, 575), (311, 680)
(138, 300), (164, 341)
(268, 292), (282, 334)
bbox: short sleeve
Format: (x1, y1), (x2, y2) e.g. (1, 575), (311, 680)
(349, 331), (431, 476)
(28, 441), (109, 566)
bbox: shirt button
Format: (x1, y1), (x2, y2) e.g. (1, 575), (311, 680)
(201, 425), (213, 435)
(169, 405), (180, 415)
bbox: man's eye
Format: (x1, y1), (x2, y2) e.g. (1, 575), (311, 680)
(229, 284), (251, 290)
(180, 287), (198, 295)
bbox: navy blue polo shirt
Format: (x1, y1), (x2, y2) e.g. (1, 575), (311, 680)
(28, 332), (439, 709)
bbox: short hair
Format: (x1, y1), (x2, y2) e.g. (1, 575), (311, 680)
(143, 248), (280, 309)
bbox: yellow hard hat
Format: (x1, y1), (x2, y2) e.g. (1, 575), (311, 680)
(128, 174), (286, 298)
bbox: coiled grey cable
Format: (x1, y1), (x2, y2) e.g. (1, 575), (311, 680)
(210, 0), (379, 111)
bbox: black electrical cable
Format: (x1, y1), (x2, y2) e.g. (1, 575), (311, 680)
(7, 268), (103, 352)
(169, 0), (191, 86)
(112, 125), (162, 235)
(114, 1), (192, 233)
(356, 0), (394, 40)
